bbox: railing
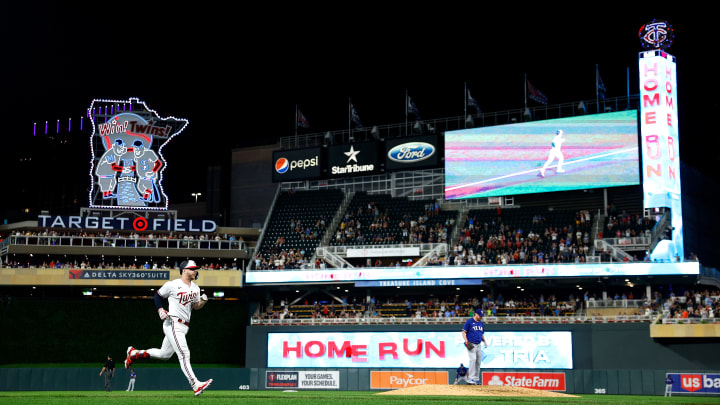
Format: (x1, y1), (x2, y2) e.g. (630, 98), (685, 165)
(251, 314), (655, 326)
(9, 235), (246, 251)
(601, 236), (650, 250)
(586, 298), (648, 308)
(318, 243), (446, 257)
(661, 318), (720, 324)
(594, 239), (633, 262)
(0, 238), (10, 256)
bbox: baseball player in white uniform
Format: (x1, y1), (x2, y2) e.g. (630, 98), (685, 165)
(124, 260), (212, 396)
(540, 129), (566, 177)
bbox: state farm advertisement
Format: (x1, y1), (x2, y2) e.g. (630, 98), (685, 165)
(267, 331), (573, 369)
(482, 372), (566, 391)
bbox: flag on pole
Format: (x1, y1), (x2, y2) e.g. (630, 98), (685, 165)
(407, 96), (421, 119)
(467, 89), (481, 112)
(527, 79), (548, 105)
(596, 67), (607, 100)
(350, 103), (362, 128)
(297, 109), (310, 128)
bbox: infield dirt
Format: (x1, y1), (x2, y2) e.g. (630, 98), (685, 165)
(376, 384), (579, 398)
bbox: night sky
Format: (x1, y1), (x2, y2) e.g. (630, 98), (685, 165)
(1, 6), (716, 220)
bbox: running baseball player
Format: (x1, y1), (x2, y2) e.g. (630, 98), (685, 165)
(461, 308), (488, 385)
(540, 129), (566, 177)
(124, 260), (212, 396)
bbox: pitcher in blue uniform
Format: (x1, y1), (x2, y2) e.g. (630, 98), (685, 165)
(461, 309), (488, 385)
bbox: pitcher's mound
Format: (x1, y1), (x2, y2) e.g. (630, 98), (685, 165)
(376, 384), (578, 398)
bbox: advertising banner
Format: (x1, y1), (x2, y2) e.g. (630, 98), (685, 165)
(268, 331), (573, 369)
(272, 147), (322, 182)
(355, 279), (483, 287)
(245, 261), (700, 284)
(347, 247), (419, 258)
(68, 270), (169, 280)
(668, 373), (720, 395)
(265, 371), (339, 389)
(328, 141), (380, 177)
(385, 135), (440, 171)
(370, 371), (448, 389)
(482, 372), (566, 391)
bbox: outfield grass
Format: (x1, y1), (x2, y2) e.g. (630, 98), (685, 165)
(0, 390), (717, 405)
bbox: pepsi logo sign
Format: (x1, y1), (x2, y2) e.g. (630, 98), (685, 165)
(274, 156), (319, 174)
(275, 158), (289, 174)
(388, 142), (435, 163)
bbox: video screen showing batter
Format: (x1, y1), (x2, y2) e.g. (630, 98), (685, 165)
(445, 110), (640, 199)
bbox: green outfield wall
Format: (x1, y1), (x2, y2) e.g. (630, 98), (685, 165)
(0, 297), (247, 365)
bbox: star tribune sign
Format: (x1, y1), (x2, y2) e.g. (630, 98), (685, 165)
(331, 145), (375, 175)
(88, 98), (189, 210)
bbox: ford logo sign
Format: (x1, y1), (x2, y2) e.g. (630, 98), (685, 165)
(387, 142), (435, 163)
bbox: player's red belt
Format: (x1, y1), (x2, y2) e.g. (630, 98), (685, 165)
(176, 318), (190, 327)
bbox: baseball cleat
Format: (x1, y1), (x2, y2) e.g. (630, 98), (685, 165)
(125, 346), (134, 369)
(194, 379), (213, 396)
(557, 168), (566, 173)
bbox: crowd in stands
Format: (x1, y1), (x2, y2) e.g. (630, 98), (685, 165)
(1, 256), (242, 270)
(662, 288), (720, 320)
(253, 285), (720, 324)
(444, 208), (593, 266)
(332, 198), (455, 246)
(255, 189), (344, 270)
(599, 209), (656, 240)
(257, 290), (607, 321)
(5, 229), (245, 249)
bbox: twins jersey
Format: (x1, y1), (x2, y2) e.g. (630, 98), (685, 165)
(462, 318), (485, 344)
(157, 279), (201, 322)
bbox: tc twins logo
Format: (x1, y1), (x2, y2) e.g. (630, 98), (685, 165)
(639, 20), (674, 50)
(88, 98), (189, 210)
(177, 291), (198, 306)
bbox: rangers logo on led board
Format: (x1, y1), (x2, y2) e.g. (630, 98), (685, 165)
(88, 98), (189, 210)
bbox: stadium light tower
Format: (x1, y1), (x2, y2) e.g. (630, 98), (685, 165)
(191, 192), (202, 203)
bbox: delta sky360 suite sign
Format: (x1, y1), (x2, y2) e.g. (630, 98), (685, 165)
(88, 98), (189, 210)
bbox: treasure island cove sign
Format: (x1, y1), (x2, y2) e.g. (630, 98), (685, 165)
(88, 98), (188, 210)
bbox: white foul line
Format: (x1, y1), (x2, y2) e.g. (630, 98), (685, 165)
(446, 147), (638, 192)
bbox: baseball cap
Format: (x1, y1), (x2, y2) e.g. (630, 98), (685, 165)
(180, 260), (199, 270)
(475, 309), (484, 317)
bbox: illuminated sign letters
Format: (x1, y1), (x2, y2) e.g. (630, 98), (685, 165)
(88, 98), (189, 210)
(267, 331), (573, 369)
(638, 50), (684, 261)
(272, 147), (323, 182)
(328, 141), (380, 177)
(38, 215), (217, 232)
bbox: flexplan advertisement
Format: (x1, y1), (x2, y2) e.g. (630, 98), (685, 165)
(267, 331), (573, 369)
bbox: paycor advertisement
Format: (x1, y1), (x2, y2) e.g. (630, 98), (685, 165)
(268, 331), (572, 369)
